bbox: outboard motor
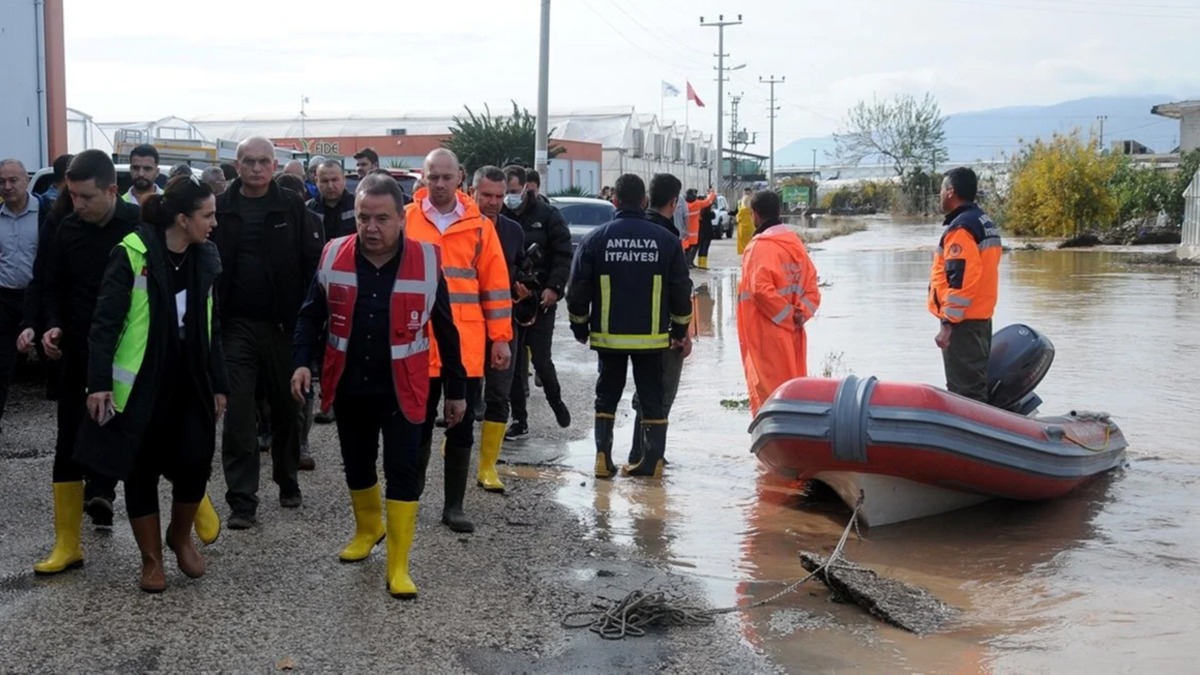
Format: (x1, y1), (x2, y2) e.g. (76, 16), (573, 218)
(985, 324), (1055, 415)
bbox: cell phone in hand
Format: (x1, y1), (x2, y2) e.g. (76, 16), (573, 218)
(99, 400), (116, 426)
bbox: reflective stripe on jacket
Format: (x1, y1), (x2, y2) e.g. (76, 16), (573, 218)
(317, 234), (439, 423)
(405, 189), (513, 377)
(111, 232), (213, 412)
(927, 204), (1001, 323)
(737, 223), (821, 415)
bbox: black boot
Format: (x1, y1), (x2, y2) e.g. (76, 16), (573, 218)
(626, 414), (644, 465)
(622, 420), (667, 478)
(594, 414), (617, 479)
(441, 444), (475, 533)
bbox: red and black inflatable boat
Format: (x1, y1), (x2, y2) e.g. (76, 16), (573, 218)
(749, 325), (1127, 526)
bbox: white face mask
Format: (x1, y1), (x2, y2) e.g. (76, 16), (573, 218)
(504, 191), (525, 210)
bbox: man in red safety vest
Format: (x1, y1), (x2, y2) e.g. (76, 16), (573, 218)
(291, 174), (467, 600)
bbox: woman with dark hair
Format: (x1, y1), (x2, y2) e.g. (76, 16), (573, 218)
(76, 174), (230, 593)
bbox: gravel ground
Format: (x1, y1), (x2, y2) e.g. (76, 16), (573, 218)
(0, 275), (778, 674)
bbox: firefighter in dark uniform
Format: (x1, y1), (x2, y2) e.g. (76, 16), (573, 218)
(567, 174), (693, 479)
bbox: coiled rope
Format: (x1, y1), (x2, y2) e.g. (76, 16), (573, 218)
(562, 494), (864, 640)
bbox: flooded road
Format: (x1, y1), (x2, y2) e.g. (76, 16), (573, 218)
(547, 218), (1200, 673)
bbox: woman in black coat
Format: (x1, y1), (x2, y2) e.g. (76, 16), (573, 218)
(76, 174), (229, 593)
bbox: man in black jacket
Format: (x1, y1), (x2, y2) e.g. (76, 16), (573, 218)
(211, 136), (324, 529)
(306, 160), (356, 241)
(500, 165), (573, 438)
(625, 173), (693, 466)
(22, 150), (138, 571)
(567, 173), (692, 480)
(471, 165), (525, 493)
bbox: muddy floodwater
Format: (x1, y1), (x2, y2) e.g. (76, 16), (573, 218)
(546, 219), (1200, 674)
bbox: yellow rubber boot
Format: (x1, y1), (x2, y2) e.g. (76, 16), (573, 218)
(339, 483), (386, 562)
(33, 481), (85, 575)
(477, 421), (507, 493)
(193, 493), (221, 545)
(386, 500), (419, 599)
(698, 255), (709, 270)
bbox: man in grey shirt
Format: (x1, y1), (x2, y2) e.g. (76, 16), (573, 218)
(0, 158), (42, 429)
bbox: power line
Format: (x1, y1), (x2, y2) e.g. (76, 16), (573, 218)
(700, 13), (743, 190)
(761, 75), (785, 184)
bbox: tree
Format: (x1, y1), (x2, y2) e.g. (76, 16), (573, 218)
(1165, 149), (1200, 225)
(1109, 157), (1172, 223)
(442, 102), (564, 174)
(1003, 131), (1119, 237)
(833, 93), (948, 177)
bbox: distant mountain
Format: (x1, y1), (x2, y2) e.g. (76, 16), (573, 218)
(774, 95), (1184, 168)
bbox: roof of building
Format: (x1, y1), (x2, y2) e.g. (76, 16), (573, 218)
(1151, 100), (1200, 119)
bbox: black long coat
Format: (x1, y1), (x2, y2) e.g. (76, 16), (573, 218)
(74, 224), (230, 480)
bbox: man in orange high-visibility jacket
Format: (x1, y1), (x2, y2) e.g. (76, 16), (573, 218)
(684, 187), (716, 266)
(928, 167), (1000, 403)
(405, 149), (513, 534)
(737, 190), (821, 416)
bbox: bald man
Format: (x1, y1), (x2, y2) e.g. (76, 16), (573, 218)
(210, 136), (324, 529)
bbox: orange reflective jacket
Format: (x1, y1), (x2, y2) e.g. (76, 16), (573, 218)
(686, 190), (716, 248)
(737, 223), (821, 415)
(927, 204), (1001, 323)
(406, 189), (513, 378)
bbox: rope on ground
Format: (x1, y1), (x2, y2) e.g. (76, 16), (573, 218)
(562, 493), (864, 639)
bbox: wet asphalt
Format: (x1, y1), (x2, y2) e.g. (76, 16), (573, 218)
(0, 239), (777, 674)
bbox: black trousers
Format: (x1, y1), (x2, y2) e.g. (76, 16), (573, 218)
(698, 220), (715, 257)
(421, 376), (481, 449)
(125, 377), (214, 518)
(944, 319), (992, 403)
(220, 318), (300, 516)
(334, 392), (425, 501)
(0, 288), (24, 422)
(51, 346), (118, 501)
(595, 351), (666, 419)
(511, 304), (562, 423)
(483, 336), (516, 424)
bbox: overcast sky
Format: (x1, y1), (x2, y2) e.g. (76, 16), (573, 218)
(63, 0), (1199, 149)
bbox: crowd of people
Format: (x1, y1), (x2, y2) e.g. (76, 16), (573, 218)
(0, 136), (997, 597)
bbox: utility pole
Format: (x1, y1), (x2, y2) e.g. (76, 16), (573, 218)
(700, 13), (742, 192)
(729, 93), (742, 153)
(1096, 114), (1108, 151)
(760, 75), (784, 185)
(536, 0), (551, 176)
(300, 95), (309, 140)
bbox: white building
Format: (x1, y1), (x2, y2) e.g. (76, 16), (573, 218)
(1151, 100), (1200, 153)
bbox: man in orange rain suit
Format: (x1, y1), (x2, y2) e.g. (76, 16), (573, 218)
(684, 187), (716, 267)
(737, 190), (821, 416)
(406, 149), (512, 533)
(928, 167), (1000, 403)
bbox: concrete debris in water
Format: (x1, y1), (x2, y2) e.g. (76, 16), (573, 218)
(800, 552), (958, 635)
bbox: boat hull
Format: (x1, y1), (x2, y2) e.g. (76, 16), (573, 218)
(749, 375), (1127, 526)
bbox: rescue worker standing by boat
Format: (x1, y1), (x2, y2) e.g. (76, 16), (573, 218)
(928, 167), (1001, 403)
(76, 175), (229, 593)
(568, 174), (693, 479)
(406, 149), (512, 533)
(737, 190), (821, 416)
(292, 174), (466, 599)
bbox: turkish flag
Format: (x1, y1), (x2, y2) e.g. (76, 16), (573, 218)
(687, 82), (705, 107)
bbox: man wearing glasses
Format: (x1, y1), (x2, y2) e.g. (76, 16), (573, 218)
(210, 137), (324, 530)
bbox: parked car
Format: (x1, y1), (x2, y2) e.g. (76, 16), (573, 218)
(711, 195), (733, 238)
(28, 164), (198, 198)
(550, 196), (616, 252)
